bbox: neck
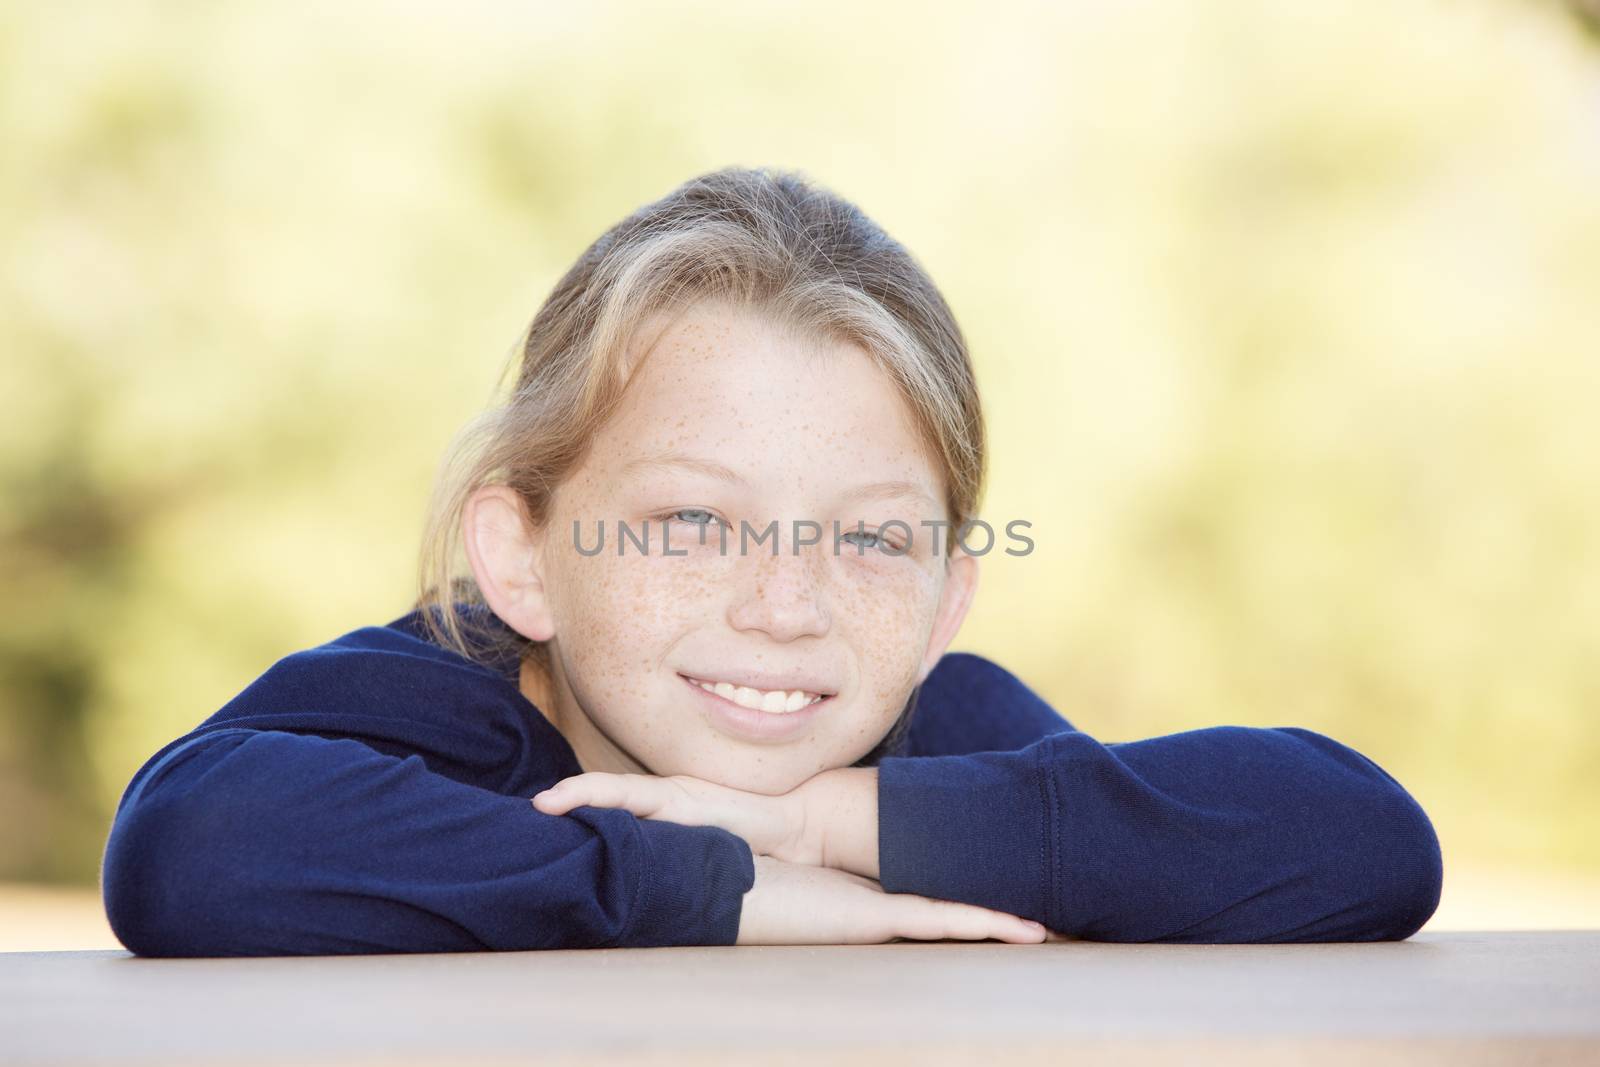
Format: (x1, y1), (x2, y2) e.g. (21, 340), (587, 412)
(518, 651), (650, 777)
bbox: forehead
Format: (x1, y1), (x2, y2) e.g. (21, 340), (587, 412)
(592, 299), (941, 496)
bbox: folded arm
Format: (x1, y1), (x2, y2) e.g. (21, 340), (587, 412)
(871, 723), (1442, 943)
(101, 726), (755, 956)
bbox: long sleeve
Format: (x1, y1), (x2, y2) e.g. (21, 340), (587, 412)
(878, 659), (1442, 943)
(102, 726), (755, 956)
(100, 614), (757, 957)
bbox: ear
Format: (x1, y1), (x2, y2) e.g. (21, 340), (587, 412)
(461, 484), (556, 643)
(914, 545), (979, 685)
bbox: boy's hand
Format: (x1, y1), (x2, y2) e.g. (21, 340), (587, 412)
(534, 771), (1065, 941)
(532, 769), (826, 867)
(736, 855), (1049, 945)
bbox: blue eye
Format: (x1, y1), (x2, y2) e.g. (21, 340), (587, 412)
(839, 528), (884, 550)
(666, 508), (722, 528)
(840, 527), (908, 553)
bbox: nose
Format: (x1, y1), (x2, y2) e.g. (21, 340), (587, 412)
(726, 528), (831, 642)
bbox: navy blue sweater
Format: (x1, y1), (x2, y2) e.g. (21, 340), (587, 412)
(100, 606), (1442, 955)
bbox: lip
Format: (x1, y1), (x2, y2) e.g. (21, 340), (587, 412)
(678, 668), (838, 698)
(679, 673), (832, 743)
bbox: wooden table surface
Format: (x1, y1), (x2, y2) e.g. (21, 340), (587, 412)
(5, 931), (1598, 1065)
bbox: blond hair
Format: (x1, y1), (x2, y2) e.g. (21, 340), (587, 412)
(414, 165), (986, 676)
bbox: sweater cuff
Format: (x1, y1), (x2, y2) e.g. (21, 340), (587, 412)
(876, 742), (1052, 924)
(623, 817), (756, 947)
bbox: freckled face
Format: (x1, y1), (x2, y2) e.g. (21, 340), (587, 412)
(529, 298), (955, 794)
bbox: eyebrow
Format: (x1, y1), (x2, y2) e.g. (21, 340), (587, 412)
(621, 451), (940, 509)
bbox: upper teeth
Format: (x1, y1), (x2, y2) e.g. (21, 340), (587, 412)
(690, 678), (825, 714)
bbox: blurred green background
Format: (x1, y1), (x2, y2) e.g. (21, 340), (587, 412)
(3, 0), (1598, 942)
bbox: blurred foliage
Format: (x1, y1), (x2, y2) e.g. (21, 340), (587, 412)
(1, 0), (1597, 887)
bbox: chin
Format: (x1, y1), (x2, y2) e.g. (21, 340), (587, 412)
(680, 755), (818, 796)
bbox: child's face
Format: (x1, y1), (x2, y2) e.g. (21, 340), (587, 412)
(492, 298), (977, 795)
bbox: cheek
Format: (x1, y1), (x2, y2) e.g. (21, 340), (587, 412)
(830, 559), (942, 711)
(556, 550), (733, 675)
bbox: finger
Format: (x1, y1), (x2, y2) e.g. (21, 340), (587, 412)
(531, 773), (671, 818)
(929, 901), (1047, 944)
(537, 777), (668, 819)
(889, 896), (1048, 944)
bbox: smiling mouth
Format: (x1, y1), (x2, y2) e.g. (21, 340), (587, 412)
(678, 673), (833, 715)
